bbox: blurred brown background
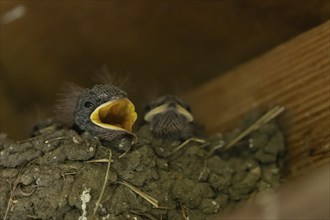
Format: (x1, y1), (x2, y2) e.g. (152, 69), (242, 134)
(1, 1), (329, 139)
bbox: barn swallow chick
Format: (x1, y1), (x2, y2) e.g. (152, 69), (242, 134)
(143, 95), (194, 140)
(56, 83), (137, 145)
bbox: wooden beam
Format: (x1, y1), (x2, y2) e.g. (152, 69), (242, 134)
(185, 21), (330, 176)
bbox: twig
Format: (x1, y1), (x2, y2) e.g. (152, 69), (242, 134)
(129, 210), (158, 220)
(18, 136), (38, 143)
(198, 160), (208, 181)
(206, 140), (225, 157)
(172, 138), (206, 154)
(59, 166), (79, 179)
(44, 136), (66, 144)
(118, 146), (131, 159)
(17, 184), (36, 197)
(223, 106), (285, 151)
(116, 180), (159, 208)
(154, 205), (174, 210)
(4, 171), (22, 220)
(91, 149), (112, 219)
(26, 215), (39, 219)
(84, 159), (113, 163)
(180, 201), (189, 220)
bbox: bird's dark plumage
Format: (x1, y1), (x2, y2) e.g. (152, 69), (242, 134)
(143, 95), (195, 140)
(56, 83), (137, 145)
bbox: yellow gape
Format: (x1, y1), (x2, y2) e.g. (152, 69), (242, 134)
(90, 98), (137, 132)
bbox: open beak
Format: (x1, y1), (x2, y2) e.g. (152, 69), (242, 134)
(144, 103), (193, 122)
(90, 98), (137, 132)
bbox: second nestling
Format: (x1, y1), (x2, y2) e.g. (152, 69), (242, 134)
(56, 83), (137, 150)
(143, 95), (197, 141)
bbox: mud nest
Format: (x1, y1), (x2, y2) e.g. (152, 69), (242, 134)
(0, 112), (285, 220)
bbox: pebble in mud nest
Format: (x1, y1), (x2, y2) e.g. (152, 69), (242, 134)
(56, 83), (137, 149)
(143, 95), (196, 141)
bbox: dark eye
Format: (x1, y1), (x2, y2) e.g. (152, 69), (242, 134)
(84, 101), (93, 108)
(144, 105), (151, 112)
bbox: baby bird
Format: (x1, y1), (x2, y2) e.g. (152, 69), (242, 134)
(143, 95), (195, 140)
(56, 83), (137, 143)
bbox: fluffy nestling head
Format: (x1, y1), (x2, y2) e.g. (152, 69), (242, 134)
(56, 83), (137, 143)
(143, 95), (194, 140)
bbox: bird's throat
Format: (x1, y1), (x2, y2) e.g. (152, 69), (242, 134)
(90, 99), (137, 132)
